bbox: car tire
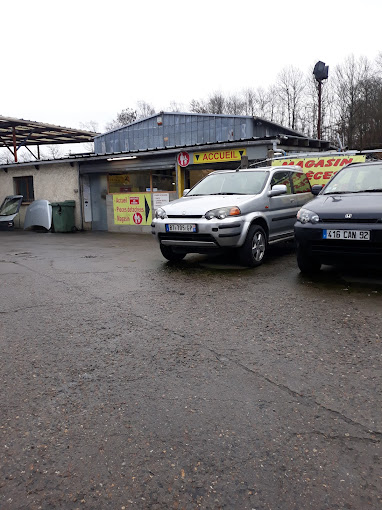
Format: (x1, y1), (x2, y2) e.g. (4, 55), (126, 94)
(296, 245), (321, 274)
(239, 225), (267, 267)
(160, 243), (186, 261)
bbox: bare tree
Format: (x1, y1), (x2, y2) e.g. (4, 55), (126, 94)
(242, 88), (257, 116)
(334, 55), (374, 148)
(42, 145), (63, 160)
(265, 85), (280, 123)
(189, 92), (226, 114)
(225, 94), (246, 115)
(189, 98), (208, 113)
(0, 149), (16, 164)
(301, 72), (326, 139)
(207, 92), (226, 114)
(136, 100), (155, 119)
(276, 66), (306, 130)
(376, 52), (382, 75)
(167, 101), (185, 112)
(353, 75), (382, 149)
(80, 120), (99, 153)
(18, 149), (36, 162)
(254, 87), (269, 118)
(105, 101), (156, 132)
(74, 53), (382, 152)
(105, 108), (137, 131)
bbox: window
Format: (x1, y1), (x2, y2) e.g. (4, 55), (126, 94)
(189, 168), (213, 188)
(14, 176), (34, 202)
(188, 171), (268, 196)
(109, 171), (176, 193)
(108, 172), (150, 193)
(152, 170), (176, 192)
(291, 172), (311, 193)
(270, 171), (292, 194)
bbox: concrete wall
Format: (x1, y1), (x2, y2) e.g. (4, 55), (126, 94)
(0, 162), (82, 229)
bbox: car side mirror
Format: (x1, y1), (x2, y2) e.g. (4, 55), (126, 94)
(182, 189), (190, 197)
(311, 184), (324, 195)
(268, 184), (287, 197)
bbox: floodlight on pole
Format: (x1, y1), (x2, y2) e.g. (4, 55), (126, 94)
(313, 61), (329, 140)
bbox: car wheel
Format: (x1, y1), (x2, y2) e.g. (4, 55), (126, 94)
(239, 225), (267, 267)
(296, 245), (321, 274)
(160, 243), (186, 261)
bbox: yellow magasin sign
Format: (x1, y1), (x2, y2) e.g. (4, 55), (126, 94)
(113, 194), (152, 225)
(272, 155), (366, 185)
(193, 148), (247, 164)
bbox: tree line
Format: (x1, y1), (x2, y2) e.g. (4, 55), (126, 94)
(107, 53), (382, 151)
(1, 53), (381, 164)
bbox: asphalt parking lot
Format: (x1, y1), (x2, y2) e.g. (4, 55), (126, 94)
(0, 231), (381, 509)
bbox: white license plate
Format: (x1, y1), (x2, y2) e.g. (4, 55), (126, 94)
(323, 229), (370, 241)
(166, 223), (197, 233)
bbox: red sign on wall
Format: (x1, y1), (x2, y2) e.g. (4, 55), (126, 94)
(133, 212), (143, 224)
(177, 151), (190, 167)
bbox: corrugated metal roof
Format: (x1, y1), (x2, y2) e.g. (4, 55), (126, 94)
(97, 111), (255, 137)
(94, 112), (307, 154)
(0, 115), (99, 147)
(0, 135), (331, 170)
(97, 112), (304, 138)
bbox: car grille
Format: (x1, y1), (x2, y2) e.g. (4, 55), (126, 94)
(159, 233), (216, 243)
(320, 218), (382, 224)
(311, 240), (382, 256)
(167, 214), (203, 219)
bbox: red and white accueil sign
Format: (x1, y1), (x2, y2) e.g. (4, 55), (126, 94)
(130, 197), (140, 205)
(177, 151), (190, 167)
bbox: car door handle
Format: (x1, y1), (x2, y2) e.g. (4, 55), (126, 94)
(290, 198), (295, 203)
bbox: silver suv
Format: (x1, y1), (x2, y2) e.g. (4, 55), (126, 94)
(152, 166), (313, 267)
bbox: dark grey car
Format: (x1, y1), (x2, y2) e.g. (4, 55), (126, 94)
(294, 161), (382, 273)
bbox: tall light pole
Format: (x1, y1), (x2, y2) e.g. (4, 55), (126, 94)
(313, 61), (329, 140)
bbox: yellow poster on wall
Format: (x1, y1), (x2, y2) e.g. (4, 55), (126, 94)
(113, 194), (152, 225)
(272, 155), (366, 185)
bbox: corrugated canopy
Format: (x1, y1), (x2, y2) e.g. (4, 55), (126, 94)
(0, 115), (99, 162)
(0, 115), (98, 146)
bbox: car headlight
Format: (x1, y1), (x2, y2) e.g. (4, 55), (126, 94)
(205, 206), (241, 220)
(155, 207), (167, 219)
(297, 208), (320, 224)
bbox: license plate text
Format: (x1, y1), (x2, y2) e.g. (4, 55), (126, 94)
(323, 230), (370, 241)
(165, 224), (197, 233)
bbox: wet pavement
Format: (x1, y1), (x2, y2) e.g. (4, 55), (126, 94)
(0, 231), (381, 510)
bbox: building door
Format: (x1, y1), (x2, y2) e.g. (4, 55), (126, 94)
(89, 174), (108, 231)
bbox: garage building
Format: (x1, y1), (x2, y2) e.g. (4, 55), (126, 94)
(0, 112), (330, 233)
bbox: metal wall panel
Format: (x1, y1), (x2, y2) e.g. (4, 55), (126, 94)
(94, 114), (257, 154)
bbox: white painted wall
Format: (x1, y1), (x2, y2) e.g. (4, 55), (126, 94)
(0, 162), (82, 229)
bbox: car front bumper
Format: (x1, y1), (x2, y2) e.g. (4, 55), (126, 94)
(294, 221), (382, 262)
(151, 217), (247, 252)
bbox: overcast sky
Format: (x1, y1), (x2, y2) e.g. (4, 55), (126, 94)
(2, 0), (381, 133)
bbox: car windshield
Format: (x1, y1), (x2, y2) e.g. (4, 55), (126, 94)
(323, 163), (382, 194)
(187, 171), (268, 196)
(0, 196), (22, 216)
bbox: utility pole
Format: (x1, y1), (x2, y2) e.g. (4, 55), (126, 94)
(313, 61), (329, 140)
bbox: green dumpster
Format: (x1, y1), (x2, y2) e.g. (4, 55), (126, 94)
(51, 201), (76, 232)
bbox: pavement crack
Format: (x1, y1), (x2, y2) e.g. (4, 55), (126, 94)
(105, 310), (382, 439)
(291, 431), (380, 444)
(208, 350), (382, 439)
(0, 300), (100, 315)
